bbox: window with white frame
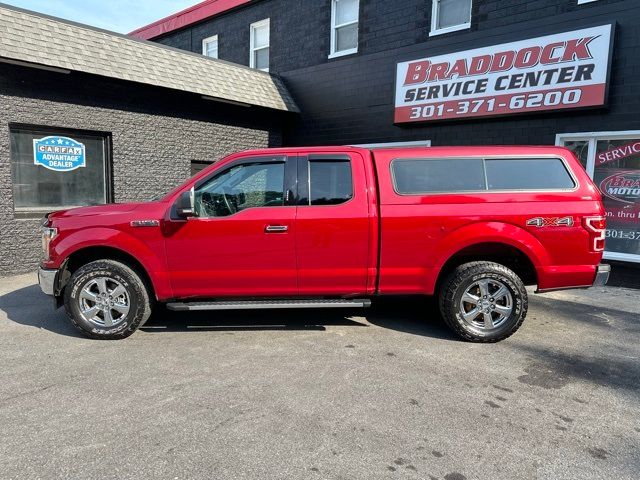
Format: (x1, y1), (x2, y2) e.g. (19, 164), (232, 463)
(430, 0), (472, 36)
(250, 19), (270, 72)
(202, 35), (218, 58)
(557, 131), (640, 263)
(330, 0), (359, 58)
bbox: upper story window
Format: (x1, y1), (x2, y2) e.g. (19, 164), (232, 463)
(202, 35), (218, 58)
(430, 0), (472, 37)
(250, 19), (270, 72)
(329, 0), (359, 59)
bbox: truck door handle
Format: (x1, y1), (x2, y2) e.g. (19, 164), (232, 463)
(265, 225), (288, 233)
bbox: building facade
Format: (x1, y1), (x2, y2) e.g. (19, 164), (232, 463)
(0, 4), (296, 275)
(133, 0), (640, 265)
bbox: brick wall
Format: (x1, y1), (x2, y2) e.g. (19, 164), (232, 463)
(281, 0), (640, 145)
(154, 0), (639, 146)
(0, 63), (282, 275)
(154, 0), (632, 73)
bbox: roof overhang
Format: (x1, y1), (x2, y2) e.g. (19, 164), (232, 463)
(0, 3), (299, 113)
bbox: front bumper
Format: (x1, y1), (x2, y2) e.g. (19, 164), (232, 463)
(592, 263), (611, 287)
(38, 267), (58, 296)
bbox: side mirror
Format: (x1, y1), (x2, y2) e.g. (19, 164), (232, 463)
(176, 188), (195, 218)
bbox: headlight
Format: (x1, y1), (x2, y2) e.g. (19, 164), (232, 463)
(41, 226), (58, 259)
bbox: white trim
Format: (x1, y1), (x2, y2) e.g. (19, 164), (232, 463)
(352, 140), (432, 148)
(202, 34), (218, 58)
(429, 22), (471, 37)
(603, 252), (640, 264)
(556, 130), (640, 264)
(577, 0), (599, 4)
(430, 0), (472, 37)
(328, 48), (358, 59)
(0, 58), (71, 74)
(249, 18), (270, 72)
(329, 0), (359, 58)
(556, 130), (640, 139)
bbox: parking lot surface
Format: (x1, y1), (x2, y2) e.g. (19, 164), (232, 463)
(0, 273), (638, 480)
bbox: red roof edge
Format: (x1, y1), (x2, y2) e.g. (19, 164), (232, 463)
(129, 0), (252, 40)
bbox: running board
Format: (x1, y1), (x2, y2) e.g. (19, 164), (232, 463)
(166, 298), (371, 312)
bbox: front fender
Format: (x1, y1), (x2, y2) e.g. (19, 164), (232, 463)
(50, 227), (171, 300)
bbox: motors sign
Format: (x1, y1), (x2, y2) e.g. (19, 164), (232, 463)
(395, 24), (614, 123)
(600, 171), (640, 205)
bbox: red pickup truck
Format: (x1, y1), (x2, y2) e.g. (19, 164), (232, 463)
(38, 146), (609, 342)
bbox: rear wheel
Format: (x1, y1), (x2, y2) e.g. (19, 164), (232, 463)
(64, 260), (152, 339)
(439, 261), (528, 342)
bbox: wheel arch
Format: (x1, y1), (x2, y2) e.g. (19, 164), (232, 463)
(435, 242), (538, 291)
(57, 245), (157, 301)
(430, 222), (548, 293)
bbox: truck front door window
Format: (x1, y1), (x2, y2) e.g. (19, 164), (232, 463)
(194, 161), (285, 217)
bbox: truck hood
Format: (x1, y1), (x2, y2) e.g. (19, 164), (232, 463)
(47, 202), (146, 220)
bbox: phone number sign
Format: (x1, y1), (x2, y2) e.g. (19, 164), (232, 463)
(394, 24), (614, 123)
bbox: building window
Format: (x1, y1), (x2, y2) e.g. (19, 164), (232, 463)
(9, 126), (110, 216)
(250, 19), (270, 72)
(557, 131), (640, 264)
(191, 160), (212, 176)
(430, 0), (472, 37)
(202, 35), (218, 58)
(330, 0), (359, 58)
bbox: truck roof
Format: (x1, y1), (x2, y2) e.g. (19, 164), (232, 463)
(238, 145), (575, 158)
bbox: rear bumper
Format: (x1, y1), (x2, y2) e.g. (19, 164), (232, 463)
(38, 267), (58, 296)
(592, 263), (610, 287)
(536, 263), (610, 292)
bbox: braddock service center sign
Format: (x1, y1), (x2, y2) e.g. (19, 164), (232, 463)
(395, 24), (614, 123)
(34, 136), (86, 172)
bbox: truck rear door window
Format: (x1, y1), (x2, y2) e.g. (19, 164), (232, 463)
(392, 158), (485, 194)
(309, 160), (353, 205)
(485, 158), (575, 190)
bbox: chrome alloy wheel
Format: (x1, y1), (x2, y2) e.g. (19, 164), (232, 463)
(459, 279), (513, 331)
(78, 277), (130, 327)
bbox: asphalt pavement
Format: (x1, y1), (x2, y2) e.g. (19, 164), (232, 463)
(0, 273), (638, 480)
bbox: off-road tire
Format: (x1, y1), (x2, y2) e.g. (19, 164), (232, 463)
(64, 260), (152, 340)
(438, 261), (528, 343)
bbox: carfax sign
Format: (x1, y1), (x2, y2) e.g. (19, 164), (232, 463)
(33, 136), (86, 172)
(395, 24), (614, 123)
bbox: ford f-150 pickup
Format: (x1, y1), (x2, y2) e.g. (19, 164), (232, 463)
(38, 146), (610, 342)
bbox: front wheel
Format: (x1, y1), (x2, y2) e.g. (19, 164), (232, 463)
(438, 261), (528, 342)
(64, 260), (152, 340)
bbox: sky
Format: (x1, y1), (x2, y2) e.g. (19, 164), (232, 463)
(3, 0), (198, 33)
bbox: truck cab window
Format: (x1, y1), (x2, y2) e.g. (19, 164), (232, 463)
(194, 160), (285, 217)
(309, 160), (353, 205)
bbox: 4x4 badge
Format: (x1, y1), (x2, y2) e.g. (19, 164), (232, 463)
(526, 217), (574, 227)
